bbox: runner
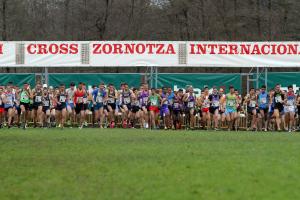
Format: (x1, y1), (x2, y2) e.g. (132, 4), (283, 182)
(161, 87), (171, 130)
(0, 87), (5, 128)
(18, 83), (30, 129)
(149, 88), (160, 129)
(200, 87), (211, 130)
(245, 88), (258, 131)
(258, 85), (269, 131)
(139, 84), (150, 129)
(183, 86), (196, 130)
(2, 83), (15, 128)
(167, 87), (175, 128)
(55, 84), (67, 129)
(92, 83), (106, 128)
(284, 85), (296, 132)
(221, 86), (238, 131)
(32, 83), (44, 127)
(271, 84), (285, 131)
(82, 83), (90, 127)
(42, 86), (51, 128)
(14, 86), (21, 128)
(209, 86), (221, 130)
(119, 83), (132, 128)
(219, 87), (226, 127)
(48, 86), (56, 127)
(106, 84), (118, 128)
(74, 82), (87, 129)
(172, 89), (184, 130)
(234, 89), (242, 131)
(130, 88), (141, 128)
(66, 82), (76, 126)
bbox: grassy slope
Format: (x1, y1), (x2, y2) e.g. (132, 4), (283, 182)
(0, 129), (300, 200)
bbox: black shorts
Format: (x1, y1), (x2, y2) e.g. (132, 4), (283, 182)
(43, 106), (50, 113)
(247, 107), (256, 114)
(4, 106), (13, 112)
(259, 107), (268, 114)
(237, 106), (242, 112)
(20, 102), (30, 111)
(298, 106), (300, 115)
(121, 104), (131, 110)
(140, 105), (149, 111)
(56, 104), (66, 111)
(83, 104), (89, 110)
(209, 106), (219, 114)
(274, 103), (284, 112)
(131, 106), (140, 113)
(29, 104), (33, 111)
(33, 103), (43, 110)
(90, 106), (94, 112)
(173, 110), (182, 116)
(75, 103), (85, 114)
(107, 103), (116, 110)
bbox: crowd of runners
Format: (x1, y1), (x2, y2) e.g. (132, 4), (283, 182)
(0, 81), (300, 132)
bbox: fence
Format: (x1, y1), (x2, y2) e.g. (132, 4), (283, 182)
(1, 72), (300, 94)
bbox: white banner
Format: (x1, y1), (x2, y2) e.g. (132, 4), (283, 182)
(24, 42), (82, 66)
(0, 41), (300, 67)
(90, 41), (178, 66)
(188, 42), (300, 67)
(0, 42), (16, 66)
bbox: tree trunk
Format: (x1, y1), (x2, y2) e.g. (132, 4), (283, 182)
(2, 0), (7, 41)
(268, 0), (272, 40)
(95, 0), (110, 40)
(64, 0), (70, 37)
(233, 0), (237, 39)
(256, 0), (261, 38)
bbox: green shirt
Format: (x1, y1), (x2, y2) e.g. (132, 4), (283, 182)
(226, 93), (236, 109)
(20, 90), (30, 103)
(149, 95), (159, 106)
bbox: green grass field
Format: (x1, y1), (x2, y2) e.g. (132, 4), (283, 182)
(0, 129), (300, 200)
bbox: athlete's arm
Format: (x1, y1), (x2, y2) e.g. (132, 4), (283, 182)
(1, 94), (6, 103)
(73, 91), (77, 105)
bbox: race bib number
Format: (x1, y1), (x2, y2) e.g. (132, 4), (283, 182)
(43, 101), (50, 107)
(287, 100), (294, 106)
(173, 103), (179, 108)
(96, 96), (103, 103)
(83, 98), (87, 104)
(228, 100), (234, 107)
(203, 99), (209, 108)
(77, 97), (83, 103)
(188, 101), (194, 108)
(275, 96), (282, 103)
(108, 98), (114, 103)
(260, 97), (267, 104)
(143, 97), (148, 104)
(250, 100), (256, 108)
(35, 96), (42, 103)
(212, 101), (219, 107)
(151, 99), (158, 106)
(124, 97), (131, 104)
(60, 96), (66, 103)
(7, 97), (13, 105)
(133, 101), (140, 107)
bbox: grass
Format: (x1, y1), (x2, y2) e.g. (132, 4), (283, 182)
(0, 128), (300, 200)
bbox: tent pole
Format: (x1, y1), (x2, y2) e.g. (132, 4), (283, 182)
(155, 67), (158, 88)
(265, 67), (268, 90)
(45, 67), (49, 86)
(256, 67), (259, 89)
(247, 75), (249, 94)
